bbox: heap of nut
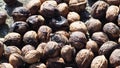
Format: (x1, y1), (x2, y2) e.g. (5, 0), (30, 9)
(0, 0), (120, 68)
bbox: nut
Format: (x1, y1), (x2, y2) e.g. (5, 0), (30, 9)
(61, 45), (76, 62)
(48, 16), (69, 31)
(24, 50), (41, 64)
(38, 25), (52, 42)
(21, 45), (35, 56)
(99, 41), (118, 58)
(109, 49), (120, 67)
(26, 0), (41, 14)
(26, 15), (45, 31)
(75, 49), (94, 68)
(4, 32), (21, 46)
(0, 11), (7, 25)
(69, 21), (87, 34)
(67, 12), (80, 24)
(2, 0), (120, 67)
(57, 3), (69, 17)
(23, 31), (38, 46)
(106, 5), (119, 22)
(44, 41), (60, 58)
(69, 0), (87, 12)
(86, 39), (99, 55)
(12, 7), (30, 21)
(39, 1), (59, 19)
(0, 63), (13, 68)
(9, 53), (23, 68)
(91, 55), (108, 68)
(4, 46), (21, 58)
(91, 32), (109, 46)
(69, 31), (87, 50)
(40, 0), (57, 7)
(46, 57), (65, 68)
(50, 33), (69, 47)
(55, 30), (69, 38)
(91, 1), (109, 19)
(85, 18), (102, 34)
(103, 22), (120, 40)
(105, 0), (120, 5)
(36, 43), (46, 57)
(29, 63), (47, 68)
(10, 21), (29, 35)
(3, 0), (17, 6)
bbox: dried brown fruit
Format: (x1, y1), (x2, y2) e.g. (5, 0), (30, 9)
(110, 49), (120, 67)
(36, 43), (46, 57)
(23, 31), (38, 46)
(103, 22), (120, 40)
(61, 45), (76, 62)
(91, 55), (108, 68)
(106, 5), (119, 22)
(21, 45), (35, 56)
(57, 3), (69, 17)
(26, 15), (45, 31)
(86, 39), (99, 55)
(69, 21), (87, 34)
(4, 46), (21, 59)
(40, 0), (57, 7)
(26, 0), (41, 14)
(99, 41), (118, 58)
(12, 7), (30, 21)
(75, 49), (94, 68)
(69, 31), (87, 50)
(48, 16), (69, 31)
(55, 30), (69, 38)
(9, 53), (23, 68)
(85, 18), (102, 34)
(91, 1), (109, 19)
(10, 21), (29, 35)
(69, 0), (87, 12)
(38, 25), (52, 42)
(44, 41), (60, 58)
(4, 32), (21, 46)
(24, 50), (41, 64)
(39, 1), (59, 19)
(67, 12), (80, 24)
(91, 32), (109, 46)
(51, 33), (69, 47)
